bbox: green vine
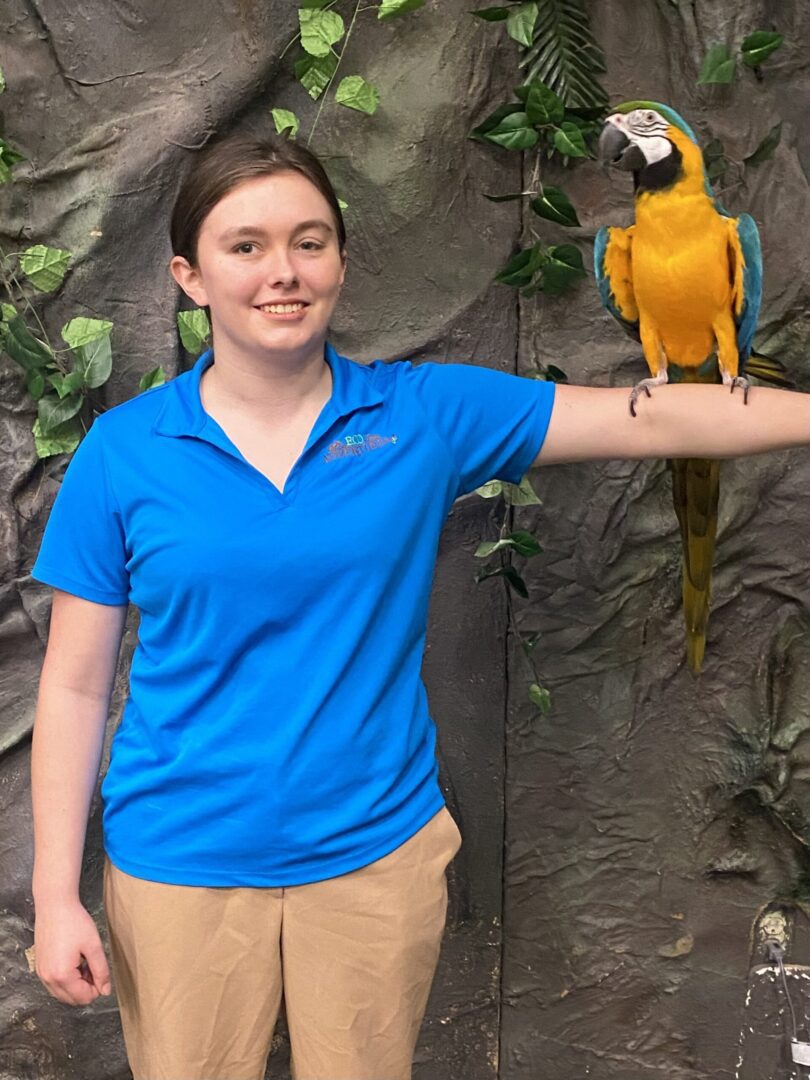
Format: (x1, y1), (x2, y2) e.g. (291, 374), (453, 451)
(270, 0), (425, 148)
(1, 3), (426, 459)
(465, 0), (608, 721)
(696, 28), (784, 199)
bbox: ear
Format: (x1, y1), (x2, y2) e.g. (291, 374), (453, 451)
(170, 255), (209, 308)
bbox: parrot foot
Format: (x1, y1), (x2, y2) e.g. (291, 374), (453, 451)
(629, 372), (669, 418)
(723, 374), (751, 404)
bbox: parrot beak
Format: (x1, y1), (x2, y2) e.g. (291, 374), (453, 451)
(598, 123), (647, 171)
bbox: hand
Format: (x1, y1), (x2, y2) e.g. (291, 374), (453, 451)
(33, 898), (112, 1006)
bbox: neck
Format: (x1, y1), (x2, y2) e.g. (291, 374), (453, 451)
(200, 340), (332, 420)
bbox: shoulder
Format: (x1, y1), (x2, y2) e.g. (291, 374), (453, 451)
(89, 373), (179, 441)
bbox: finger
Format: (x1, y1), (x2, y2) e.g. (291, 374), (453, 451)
(82, 944), (112, 995)
(42, 972), (100, 1007)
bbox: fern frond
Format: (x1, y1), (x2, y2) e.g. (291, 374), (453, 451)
(519, 0), (608, 110)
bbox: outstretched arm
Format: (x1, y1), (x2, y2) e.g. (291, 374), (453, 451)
(534, 383), (810, 466)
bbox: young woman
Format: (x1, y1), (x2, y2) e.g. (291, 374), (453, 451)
(29, 131), (810, 1080)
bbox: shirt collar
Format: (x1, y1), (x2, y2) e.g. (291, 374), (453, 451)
(152, 341), (384, 437)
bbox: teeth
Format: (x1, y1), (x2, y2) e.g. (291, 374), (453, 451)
(259, 303), (306, 314)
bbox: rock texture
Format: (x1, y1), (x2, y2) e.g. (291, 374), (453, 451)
(2, 1), (810, 1078)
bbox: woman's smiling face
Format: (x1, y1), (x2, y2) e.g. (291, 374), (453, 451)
(171, 169), (346, 363)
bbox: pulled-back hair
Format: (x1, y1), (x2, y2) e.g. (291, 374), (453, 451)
(170, 132), (346, 267)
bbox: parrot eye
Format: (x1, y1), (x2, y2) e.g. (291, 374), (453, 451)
(645, 111), (655, 121)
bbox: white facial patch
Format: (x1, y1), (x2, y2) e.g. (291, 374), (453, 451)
(639, 134), (672, 164)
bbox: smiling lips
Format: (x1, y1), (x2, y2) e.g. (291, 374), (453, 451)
(256, 301), (309, 315)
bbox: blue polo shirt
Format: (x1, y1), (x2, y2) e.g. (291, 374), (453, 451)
(31, 343), (556, 886)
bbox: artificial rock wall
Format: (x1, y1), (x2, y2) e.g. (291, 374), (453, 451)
(2, 1), (810, 1078)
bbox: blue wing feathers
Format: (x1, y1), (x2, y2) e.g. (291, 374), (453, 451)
(594, 226), (641, 341)
(735, 213), (762, 364)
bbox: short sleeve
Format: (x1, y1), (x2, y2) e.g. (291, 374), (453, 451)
(30, 420), (130, 605)
(403, 361), (557, 499)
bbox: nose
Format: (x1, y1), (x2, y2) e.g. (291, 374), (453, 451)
(266, 248), (298, 287)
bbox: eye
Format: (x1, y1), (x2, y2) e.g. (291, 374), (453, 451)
(646, 111), (655, 122)
(234, 241), (257, 254)
(299, 240), (324, 251)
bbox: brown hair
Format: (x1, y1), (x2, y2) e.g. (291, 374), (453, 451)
(170, 131), (347, 267)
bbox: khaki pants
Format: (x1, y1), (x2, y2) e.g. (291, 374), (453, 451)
(102, 806), (462, 1080)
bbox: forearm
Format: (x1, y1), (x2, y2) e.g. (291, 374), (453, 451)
(539, 382), (810, 465)
(31, 680), (108, 907)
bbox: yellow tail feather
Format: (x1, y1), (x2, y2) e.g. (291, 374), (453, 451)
(670, 457), (721, 673)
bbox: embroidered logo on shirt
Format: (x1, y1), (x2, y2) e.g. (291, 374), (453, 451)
(323, 433), (398, 462)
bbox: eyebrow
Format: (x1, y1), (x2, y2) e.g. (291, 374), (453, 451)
(219, 219), (334, 241)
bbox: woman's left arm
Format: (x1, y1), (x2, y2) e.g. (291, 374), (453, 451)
(534, 382), (810, 466)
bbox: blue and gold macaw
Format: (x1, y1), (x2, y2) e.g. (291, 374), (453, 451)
(594, 101), (788, 673)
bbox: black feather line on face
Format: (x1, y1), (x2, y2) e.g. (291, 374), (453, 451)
(633, 142), (683, 194)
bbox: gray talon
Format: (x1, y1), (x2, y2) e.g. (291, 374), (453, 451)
(727, 375), (750, 404)
(628, 377), (663, 418)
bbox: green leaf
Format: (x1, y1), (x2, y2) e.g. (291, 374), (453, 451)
(541, 243), (586, 294)
(0, 67), (5, 94)
(474, 563), (506, 584)
(378, 0), (427, 18)
(295, 52), (338, 100)
(552, 121), (587, 157)
(519, 0), (608, 109)
(531, 185), (580, 226)
(483, 111), (539, 150)
(26, 370), (45, 399)
(698, 43), (735, 84)
(744, 121), (782, 166)
(469, 102), (524, 141)
(44, 371), (68, 397)
(0, 137), (24, 167)
(72, 333), (112, 390)
(32, 415), (83, 459)
(177, 309), (211, 355)
(702, 137), (727, 182)
(38, 391), (84, 435)
(271, 108), (300, 138)
(502, 565), (529, 597)
(60, 369), (86, 395)
(1, 303), (17, 321)
(61, 317), (113, 350)
(507, 2), (538, 47)
(335, 75), (380, 115)
(528, 683), (551, 713)
(18, 245), (72, 292)
(741, 30), (783, 67)
(482, 190), (534, 202)
(506, 474), (542, 504)
(0, 136), (25, 183)
(337, 197), (349, 210)
(495, 244), (546, 286)
(473, 531), (542, 559)
(544, 363), (568, 383)
(508, 529), (543, 556)
(470, 6), (510, 20)
(474, 539), (505, 558)
(474, 479), (505, 498)
(139, 366), (167, 391)
(518, 79), (565, 125)
(299, 9), (345, 57)
(3, 315), (53, 371)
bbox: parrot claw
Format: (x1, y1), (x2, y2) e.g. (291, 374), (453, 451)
(628, 374), (668, 418)
(726, 375), (751, 404)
